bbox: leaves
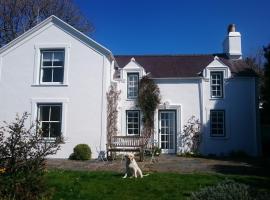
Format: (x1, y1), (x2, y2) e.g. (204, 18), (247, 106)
(181, 116), (202, 154)
(0, 112), (62, 199)
(137, 76), (161, 140)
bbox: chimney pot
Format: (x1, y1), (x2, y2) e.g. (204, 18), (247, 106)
(227, 24), (236, 33)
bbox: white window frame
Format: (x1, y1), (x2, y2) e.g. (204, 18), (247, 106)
(31, 98), (68, 139)
(210, 71), (224, 98)
(127, 73), (139, 99)
(210, 110), (225, 137)
(126, 110), (140, 135)
(33, 44), (70, 86)
(37, 103), (62, 140)
(40, 50), (65, 84)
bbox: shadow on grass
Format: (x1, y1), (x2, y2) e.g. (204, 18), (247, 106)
(211, 164), (270, 177)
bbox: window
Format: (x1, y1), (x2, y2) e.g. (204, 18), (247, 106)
(38, 104), (62, 139)
(210, 110), (225, 137)
(40, 50), (64, 83)
(210, 71), (223, 98)
(126, 110), (140, 135)
(127, 73), (139, 99)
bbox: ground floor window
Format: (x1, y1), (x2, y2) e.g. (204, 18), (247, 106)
(37, 103), (62, 139)
(210, 110), (225, 137)
(126, 110), (140, 135)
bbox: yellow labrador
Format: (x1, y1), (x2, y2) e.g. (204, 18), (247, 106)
(123, 153), (149, 178)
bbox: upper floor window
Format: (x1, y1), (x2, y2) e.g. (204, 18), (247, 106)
(210, 110), (225, 137)
(127, 73), (139, 99)
(126, 110), (140, 135)
(210, 71), (223, 98)
(40, 50), (64, 83)
(38, 104), (62, 139)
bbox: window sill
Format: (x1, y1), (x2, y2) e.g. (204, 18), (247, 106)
(31, 84), (68, 87)
(42, 137), (65, 143)
(209, 135), (228, 140)
(126, 134), (140, 136)
(126, 98), (137, 101)
(209, 97), (224, 101)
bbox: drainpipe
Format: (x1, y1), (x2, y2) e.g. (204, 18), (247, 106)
(198, 77), (204, 154)
(99, 56), (106, 152)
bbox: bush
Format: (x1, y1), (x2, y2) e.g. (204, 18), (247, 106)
(0, 112), (62, 200)
(69, 144), (91, 160)
(153, 146), (161, 156)
(190, 179), (270, 200)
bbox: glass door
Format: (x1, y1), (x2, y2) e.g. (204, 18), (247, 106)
(159, 110), (176, 153)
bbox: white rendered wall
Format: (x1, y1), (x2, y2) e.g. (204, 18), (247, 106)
(0, 23), (110, 158)
(201, 77), (258, 156)
(116, 63), (258, 156)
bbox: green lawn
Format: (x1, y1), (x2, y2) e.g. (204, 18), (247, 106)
(46, 170), (270, 200)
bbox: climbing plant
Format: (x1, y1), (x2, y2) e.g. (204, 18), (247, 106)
(106, 84), (121, 147)
(181, 116), (202, 154)
(137, 75), (161, 141)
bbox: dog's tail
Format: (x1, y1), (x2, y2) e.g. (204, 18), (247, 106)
(143, 173), (150, 177)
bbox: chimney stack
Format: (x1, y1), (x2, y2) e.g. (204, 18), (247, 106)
(223, 24), (242, 60)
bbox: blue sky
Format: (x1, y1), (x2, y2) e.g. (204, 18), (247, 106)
(75, 0), (270, 57)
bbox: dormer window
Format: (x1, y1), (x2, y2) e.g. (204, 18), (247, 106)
(40, 50), (64, 83)
(210, 71), (224, 98)
(127, 73), (139, 99)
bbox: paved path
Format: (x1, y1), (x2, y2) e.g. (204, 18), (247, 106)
(46, 155), (269, 177)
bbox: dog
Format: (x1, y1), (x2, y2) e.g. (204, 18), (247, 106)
(123, 153), (149, 178)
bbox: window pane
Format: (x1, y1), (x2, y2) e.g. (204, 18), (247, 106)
(50, 106), (61, 121)
(42, 52), (53, 66)
(134, 129), (138, 135)
(39, 106), (50, 121)
(53, 51), (64, 66)
(43, 61), (53, 66)
(42, 68), (52, 82)
(53, 68), (64, 82)
(50, 122), (61, 137)
(41, 122), (50, 137)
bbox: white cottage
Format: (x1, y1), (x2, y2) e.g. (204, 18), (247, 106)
(0, 16), (260, 158)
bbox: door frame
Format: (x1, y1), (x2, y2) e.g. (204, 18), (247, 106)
(158, 109), (177, 154)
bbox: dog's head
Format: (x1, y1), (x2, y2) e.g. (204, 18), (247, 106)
(125, 153), (135, 161)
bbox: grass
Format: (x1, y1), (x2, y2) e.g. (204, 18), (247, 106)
(46, 170), (270, 200)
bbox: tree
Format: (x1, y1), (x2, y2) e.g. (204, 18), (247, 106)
(261, 44), (270, 124)
(0, 0), (93, 47)
(0, 112), (62, 199)
(137, 76), (161, 142)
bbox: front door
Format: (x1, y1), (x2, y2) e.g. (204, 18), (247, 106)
(159, 110), (176, 153)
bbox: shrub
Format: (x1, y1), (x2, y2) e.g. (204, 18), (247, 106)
(153, 146), (161, 156)
(0, 112), (62, 200)
(69, 144), (91, 160)
(190, 179), (270, 200)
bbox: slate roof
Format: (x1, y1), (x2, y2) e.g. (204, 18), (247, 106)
(114, 54), (257, 78)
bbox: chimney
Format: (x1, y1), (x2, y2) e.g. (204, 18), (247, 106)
(223, 24), (242, 60)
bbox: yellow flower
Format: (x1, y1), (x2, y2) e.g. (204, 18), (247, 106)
(0, 168), (6, 174)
